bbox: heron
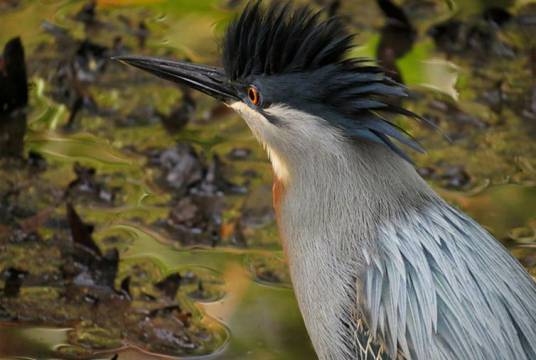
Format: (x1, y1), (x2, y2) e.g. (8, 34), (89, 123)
(115, 2), (536, 359)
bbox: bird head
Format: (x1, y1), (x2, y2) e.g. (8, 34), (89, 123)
(115, 1), (426, 181)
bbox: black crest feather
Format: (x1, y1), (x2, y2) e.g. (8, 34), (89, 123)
(223, 1), (352, 80)
(223, 1), (437, 162)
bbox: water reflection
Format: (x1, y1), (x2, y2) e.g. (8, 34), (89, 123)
(0, 326), (70, 359)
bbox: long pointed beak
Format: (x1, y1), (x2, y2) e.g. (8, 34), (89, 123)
(113, 55), (239, 102)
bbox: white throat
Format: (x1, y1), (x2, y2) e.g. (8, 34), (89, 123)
(229, 101), (351, 184)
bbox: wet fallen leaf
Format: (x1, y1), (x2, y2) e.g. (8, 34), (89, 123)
(154, 272), (182, 299)
(67, 203), (101, 257)
(2, 267), (28, 297)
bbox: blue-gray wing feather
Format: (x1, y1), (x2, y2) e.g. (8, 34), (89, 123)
(359, 203), (536, 360)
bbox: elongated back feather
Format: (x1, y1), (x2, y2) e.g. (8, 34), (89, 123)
(361, 203), (536, 359)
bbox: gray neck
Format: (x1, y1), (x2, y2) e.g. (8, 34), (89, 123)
(277, 140), (436, 360)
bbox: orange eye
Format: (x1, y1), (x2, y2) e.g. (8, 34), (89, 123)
(247, 86), (261, 106)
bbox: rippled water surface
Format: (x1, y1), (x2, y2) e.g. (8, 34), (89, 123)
(0, 0), (535, 359)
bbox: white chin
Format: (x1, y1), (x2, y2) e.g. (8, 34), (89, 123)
(229, 102), (290, 182)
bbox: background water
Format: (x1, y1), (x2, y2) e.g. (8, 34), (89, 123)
(0, 0), (535, 359)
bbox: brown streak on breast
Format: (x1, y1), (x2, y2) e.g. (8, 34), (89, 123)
(272, 175), (288, 257)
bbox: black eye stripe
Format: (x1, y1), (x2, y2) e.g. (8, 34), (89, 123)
(259, 108), (281, 126)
